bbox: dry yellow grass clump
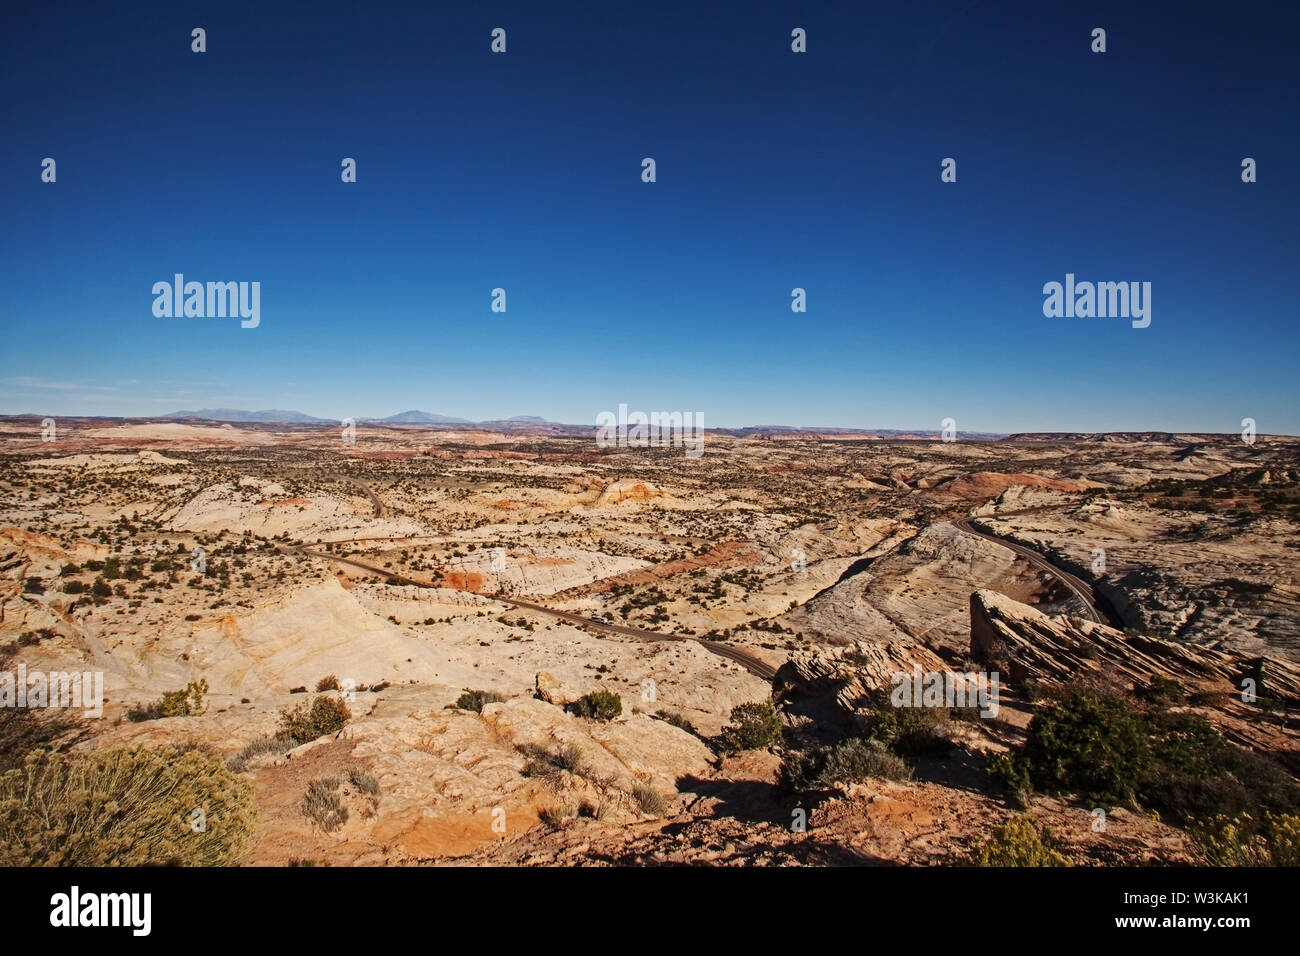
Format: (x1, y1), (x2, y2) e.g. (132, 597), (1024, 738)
(0, 744), (257, 866)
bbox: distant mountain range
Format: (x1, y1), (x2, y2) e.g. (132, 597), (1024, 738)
(152, 409), (1007, 437)
(2, 410), (1281, 438)
(165, 408), (333, 423)
(375, 410), (473, 425)
(163, 408), (554, 426)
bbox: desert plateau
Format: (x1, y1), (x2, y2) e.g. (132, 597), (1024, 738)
(3, 416), (1297, 867)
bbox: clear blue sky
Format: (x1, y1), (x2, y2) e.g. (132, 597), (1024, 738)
(2, 1), (1297, 433)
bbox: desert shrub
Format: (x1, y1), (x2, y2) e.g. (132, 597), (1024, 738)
(126, 678), (209, 722)
(867, 705), (954, 758)
(779, 738), (911, 790)
(301, 778), (348, 832)
(972, 817), (1070, 867)
(632, 782), (668, 816)
(993, 689), (1153, 806)
(1137, 675), (1186, 705)
(277, 695), (351, 743)
(520, 742), (590, 781)
(62, 580), (86, 594)
(551, 742), (589, 774)
(226, 734), (292, 773)
(985, 750), (1033, 802)
(520, 744), (555, 777)
(1145, 709), (1300, 824)
(821, 737), (912, 783)
(0, 745), (257, 865)
(1191, 812), (1300, 867)
(0, 707), (84, 773)
(91, 578), (111, 598)
(315, 674), (340, 692)
(23, 577), (44, 595)
(776, 749), (822, 791)
(721, 699), (783, 751)
(538, 805), (572, 828)
(572, 690), (622, 722)
(456, 689), (506, 713)
(347, 767), (380, 796)
(578, 791), (617, 820)
(656, 710), (699, 736)
(990, 689), (1300, 825)
(125, 700), (165, 721)
(163, 678), (208, 716)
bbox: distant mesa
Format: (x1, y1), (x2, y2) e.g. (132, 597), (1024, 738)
(1005, 432), (1180, 443)
(718, 425), (1007, 440)
(155, 409), (544, 427)
(475, 414), (555, 423)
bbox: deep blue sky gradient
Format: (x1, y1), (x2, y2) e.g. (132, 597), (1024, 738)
(2, 1), (1297, 432)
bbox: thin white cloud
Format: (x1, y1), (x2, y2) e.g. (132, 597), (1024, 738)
(0, 377), (117, 392)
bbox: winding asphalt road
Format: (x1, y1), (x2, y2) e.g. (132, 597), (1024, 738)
(297, 482), (1102, 677)
(951, 516), (1106, 625)
(338, 478), (383, 518)
(282, 544), (779, 680)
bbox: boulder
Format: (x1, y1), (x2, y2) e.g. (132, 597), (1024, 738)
(535, 670), (582, 706)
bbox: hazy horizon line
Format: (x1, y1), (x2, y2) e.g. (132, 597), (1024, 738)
(0, 410), (1293, 439)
